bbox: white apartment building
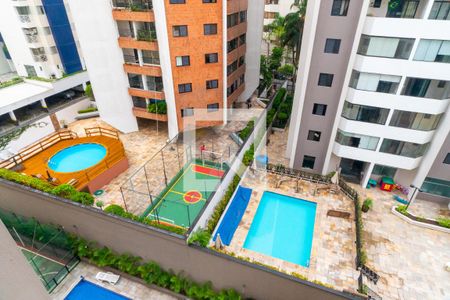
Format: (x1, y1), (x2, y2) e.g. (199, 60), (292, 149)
(264, 0), (296, 25)
(67, 0), (264, 139)
(0, 0), (91, 153)
(287, 0), (450, 203)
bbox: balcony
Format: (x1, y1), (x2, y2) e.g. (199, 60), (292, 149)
(112, 0), (153, 11)
(136, 29), (156, 42)
(118, 37), (158, 50)
(18, 15), (31, 23)
(112, 0), (154, 22)
(367, 0), (431, 19)
(128, 88), (165, 100)
(133, 107), (168, 121)
(33, 54), (48, 62)
(124, 64), (162, 77)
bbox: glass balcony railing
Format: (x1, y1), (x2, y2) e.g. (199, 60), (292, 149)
(137, 29), (157, 42)
(112, 0), (153, 11)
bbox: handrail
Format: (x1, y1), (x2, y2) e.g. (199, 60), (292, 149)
(0, 130), (78, 169)
(84, 127), (120, 139)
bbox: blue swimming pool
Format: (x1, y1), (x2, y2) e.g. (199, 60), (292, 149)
(65, 279), (130, 300)
(48, 143), (107, 173)
(243, 191), (316, 267)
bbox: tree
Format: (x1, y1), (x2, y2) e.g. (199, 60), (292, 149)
(281, 0), (307, 70)
(277, 64), (295, 78)
(263, 15), (285, 56)
(269, 47), (283, 74)
(260, 55), (273, 87)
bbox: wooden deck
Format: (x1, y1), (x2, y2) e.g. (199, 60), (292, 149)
(2, 128), (126, 191)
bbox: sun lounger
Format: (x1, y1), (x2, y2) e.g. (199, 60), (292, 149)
(95, 272), (120, 285)
(66, 178), (78, 186)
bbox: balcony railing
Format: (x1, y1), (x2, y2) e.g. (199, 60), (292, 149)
(25, 35), (39, 43)
(33, 54), (48, 62)
(137, 29), (157, 41)
(19, 15), (31, 23)
(112, 0), (153, 11)
(123, 54), (139, 64)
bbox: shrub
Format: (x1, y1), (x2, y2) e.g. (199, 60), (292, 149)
(104, 204), (125, 216)
(71, 192), (95, 206)
(277, 112), (288, 122)
(52, 184), (78, 198)
(78, 107), (98, 114)
(0, 77), (23, 89)
(238, 120), (254, 141)
(188, 229), (211, 247)
(0, 168), (53, 193)
(85, 83), (94, 99)
(242, 144), (254, 167)
(148, 101), (167, 115)
(206, 174), (241, 234)
(69, 235), (241, 299)
(437, 217), (450, 228)
(361, 198), (373, 213)
(271, 88), (286, 110)
(396, 205), (407, 215)
(95, 201), (104, 209)
(277, 64), (294, 77)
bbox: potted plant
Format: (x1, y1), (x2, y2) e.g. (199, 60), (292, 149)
(362, 198), (373, 213)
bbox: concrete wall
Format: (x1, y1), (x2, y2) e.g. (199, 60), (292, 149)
(5, 116), (54, 153)
(0, 180), (361, 300)
(0, 220), (50, 300)
(54, 97), (90, 125)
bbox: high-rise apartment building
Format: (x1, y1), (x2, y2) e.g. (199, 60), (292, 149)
(67, 0), (264, 139)
(264, 0), (295, 25)
(287, 0), (450, 202)
(0, 0), (84, 79)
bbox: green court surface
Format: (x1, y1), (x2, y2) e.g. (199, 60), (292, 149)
(21, 248), (64, 289)
(144, 161), (225, 228)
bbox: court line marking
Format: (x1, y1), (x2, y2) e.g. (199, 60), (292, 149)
(18, 246), (65, 266)
(169, 190), (207, 202)
(192, 164), (224, 178)
(148, 163), (192, 219)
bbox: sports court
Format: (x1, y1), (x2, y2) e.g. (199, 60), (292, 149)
(143, 159), (226, 228)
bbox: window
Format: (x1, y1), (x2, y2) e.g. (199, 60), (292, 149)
(429, 1), (450, 20)
(142, 50), (160, 65)
(380, 139), (429, 158)
(205, 53), (218, 63)
(181, 107), (194, 117)
(207, 103), (219, 112)
(318, 73), (334, 87)
(342, 101), (389, 124)
(386, 0), (419, 18)
(239, 73), (245, 85)
(402, 77), (450, 100)
(302, 155), (315, 169)
(227, 79), (239, 96)
(324, 38), (341, 54)
(357, 35), (415, 59)
(335, 130), (379, 150)
(128, 73), (143, 89)
(312, 104), (327, 116)
(331, 0), (350, 16)
(227, 38), (238, 53)
(438, 80), (446, 88)
(175, 56), (190, 66)
(372, 0), (382, 8)
(414, 39), (450, 63)
(349, 70), (401, 94)
(372, 165), (397, 178)
(170, 0), (185, 3)
(49, 46), (58, 54)
(389, 110), (442, 131)
(307, 130), (321, 142)
(421, 177), (450, 198)
(238, 55), (245, 66)
(203, 0), (217, 2)
(146, 76), (163, 91)
(16, 6), (30, 15)
(204, 24), (217, 35)
(36, 6), (45, 15)
(227, 13), (239, 28)
(206, 79), (218, 89)
(227, 61), (238, 76)
(239, 34), (246, 46)
(24, 65), (37, 77)
(240, 10), (247, 23)
(443, 153), (450, 164)
(178, 83), (192, 93)
(173, 25), (188, 37)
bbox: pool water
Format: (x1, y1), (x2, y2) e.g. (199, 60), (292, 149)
(65, 279), (130, 300)
(48, 143), (107, 173)
(243, 191), (316, 267)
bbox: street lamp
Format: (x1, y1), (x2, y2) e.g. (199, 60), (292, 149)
(405, 184), (423, 211)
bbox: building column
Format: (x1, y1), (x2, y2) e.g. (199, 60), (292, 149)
(361, 162), (375, 188)
(40, 99), (47, 109)
(142, 75), (148, 90)
(132, 21), (138, 39)
(82, 82), (87, 90)
(8, 111), (17, 123)
(138, 50), (144, 66)
(421, 0), (436, 19)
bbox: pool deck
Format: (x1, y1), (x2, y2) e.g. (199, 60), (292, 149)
(51, 262), (177, 300)
(18, 134), (125, 191)
(224, 169), (359, 292)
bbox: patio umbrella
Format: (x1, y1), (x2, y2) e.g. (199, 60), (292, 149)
(215, 233), (224, 250)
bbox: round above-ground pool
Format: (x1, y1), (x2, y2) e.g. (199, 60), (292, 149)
(48, 143), (107, 173)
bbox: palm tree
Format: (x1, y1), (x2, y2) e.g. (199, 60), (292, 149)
(281, 0), (307, 70)
(263, 15), (285, 56)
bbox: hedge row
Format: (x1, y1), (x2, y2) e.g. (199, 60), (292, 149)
(70, 236), (241, 300)
(104, 204), (186, 235)
(0, 169), (94, 206)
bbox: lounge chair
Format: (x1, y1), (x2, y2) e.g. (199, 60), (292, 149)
(66, 178), (78, 186)
(95, 272), (120, 285)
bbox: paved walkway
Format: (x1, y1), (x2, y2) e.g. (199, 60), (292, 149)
(51, 262), (177, 300)
(351, 184), (450, 300)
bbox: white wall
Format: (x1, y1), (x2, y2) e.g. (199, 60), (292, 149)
(0, 42), (13, 75)
(67, 0), (139, 133)
(239, 0), (265, 102)
(55, 97), (90, 125)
